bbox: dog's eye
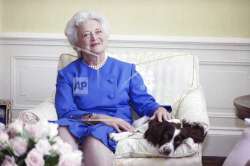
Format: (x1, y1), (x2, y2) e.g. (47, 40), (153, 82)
(174, 135), (183, 149)
(159, 132), (172, 146)
(163, 132), (173, 141)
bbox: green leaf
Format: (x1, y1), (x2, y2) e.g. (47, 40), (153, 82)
(26, 138), (36, 152)
(16, 158), (26, 166)
(1, 147), (14, 156)
(44, 154), (59, 166)
(0, 151), (5, 163)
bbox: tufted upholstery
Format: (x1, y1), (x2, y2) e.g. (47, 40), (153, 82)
(20, 52), (209, 166)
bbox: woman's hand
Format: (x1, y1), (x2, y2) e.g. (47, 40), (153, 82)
(150, 107), (172, 122)
(82, 114), (135, 133)
(103, 117), (135, 133)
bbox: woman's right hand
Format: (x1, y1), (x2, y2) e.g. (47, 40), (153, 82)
(103, 116), (135, 133)
(83, 114), (135, 132)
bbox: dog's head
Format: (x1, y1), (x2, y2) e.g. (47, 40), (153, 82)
(144, 119), (206, 155)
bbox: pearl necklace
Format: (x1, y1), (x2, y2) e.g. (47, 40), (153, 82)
(88, 56), (108, 70)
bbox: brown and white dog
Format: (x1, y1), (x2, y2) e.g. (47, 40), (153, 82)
(144, 118), (206, 155)
(109, 116), (207, 155)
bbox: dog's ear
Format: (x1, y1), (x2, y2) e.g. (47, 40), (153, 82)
(144, 119), (164, 146)
(182, 120), (207, 143)
(173, 122), (182, 129)
(173, 133), (186, 150)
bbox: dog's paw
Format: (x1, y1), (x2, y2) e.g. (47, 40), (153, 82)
(109, 133), (119, 141)
(109, 132), (133, 141)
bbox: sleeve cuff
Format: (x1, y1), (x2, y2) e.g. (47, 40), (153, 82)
(64, 111), (91, 119)
(145, 103), (160, 117)
(161, 105), (172, 112)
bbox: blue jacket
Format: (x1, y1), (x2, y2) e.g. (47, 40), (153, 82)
(55, 56), (162, 152)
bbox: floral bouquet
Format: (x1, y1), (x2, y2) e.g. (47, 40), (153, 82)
(0, 120), (82, 166)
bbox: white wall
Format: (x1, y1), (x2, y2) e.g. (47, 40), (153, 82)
(0, 33), (250, 156)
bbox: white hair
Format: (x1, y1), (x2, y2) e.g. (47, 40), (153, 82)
(64, 11), (110, 48)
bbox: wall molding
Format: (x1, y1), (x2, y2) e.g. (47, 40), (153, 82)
(208, 112), (236, 118)
(1, 32), (250, 50)
(10, 55), (58, 110)
(200, 60), (250, 66)
(209, 127), (243, 135)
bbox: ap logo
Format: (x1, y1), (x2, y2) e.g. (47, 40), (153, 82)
(73, 77), (88, 95)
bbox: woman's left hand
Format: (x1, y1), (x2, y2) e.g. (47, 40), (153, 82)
(150, 107), (172, 122)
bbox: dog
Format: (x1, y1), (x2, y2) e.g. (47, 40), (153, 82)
(144, 118), (206, 155)
(109, 116), (207, 156)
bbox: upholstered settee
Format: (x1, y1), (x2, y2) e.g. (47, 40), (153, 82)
(19, 52), (209, 166)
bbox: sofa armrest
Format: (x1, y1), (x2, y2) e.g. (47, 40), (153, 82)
(175, 86), (209, 129)
(19, 101), (57, 122)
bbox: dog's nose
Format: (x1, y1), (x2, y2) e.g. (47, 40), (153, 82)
(163, 148), (171, 155)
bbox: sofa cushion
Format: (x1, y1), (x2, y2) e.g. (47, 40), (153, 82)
(115, 133), (201, 158)
(114, 154), (202, 166)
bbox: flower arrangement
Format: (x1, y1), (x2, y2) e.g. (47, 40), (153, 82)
(0, 120), (82, 166)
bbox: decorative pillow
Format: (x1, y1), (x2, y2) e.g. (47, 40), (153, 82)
(18, 111), (40, 123)
(115, 133), (201, 158)
(20, 101), (57, 122)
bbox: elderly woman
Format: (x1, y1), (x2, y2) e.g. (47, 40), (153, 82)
(55, 11), (172, 166)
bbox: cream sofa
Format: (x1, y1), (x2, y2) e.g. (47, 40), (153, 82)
(19, 52), (209, 166)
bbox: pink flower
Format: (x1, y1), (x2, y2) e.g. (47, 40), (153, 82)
(1, 155), (17, 166)
(35, 139), (51, 155)
(9, 136), (28, 157)
(0, 123), (5, 131)
(7, 120), (24, 137)
(0, 131), (9, 142)
(51, 137), (74, 155)
(0, 131), (9, 150)
(25, 149), (45, 166)
(24, 123), (44, 140)
(58, 151), (82, 166)
(47, 123), (58, 139)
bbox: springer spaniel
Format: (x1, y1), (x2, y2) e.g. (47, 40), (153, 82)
(144, 118), (206, 155)
(110, 116), (207, 156)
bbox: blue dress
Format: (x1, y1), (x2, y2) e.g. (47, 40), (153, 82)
(55, 56), (168, 152)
